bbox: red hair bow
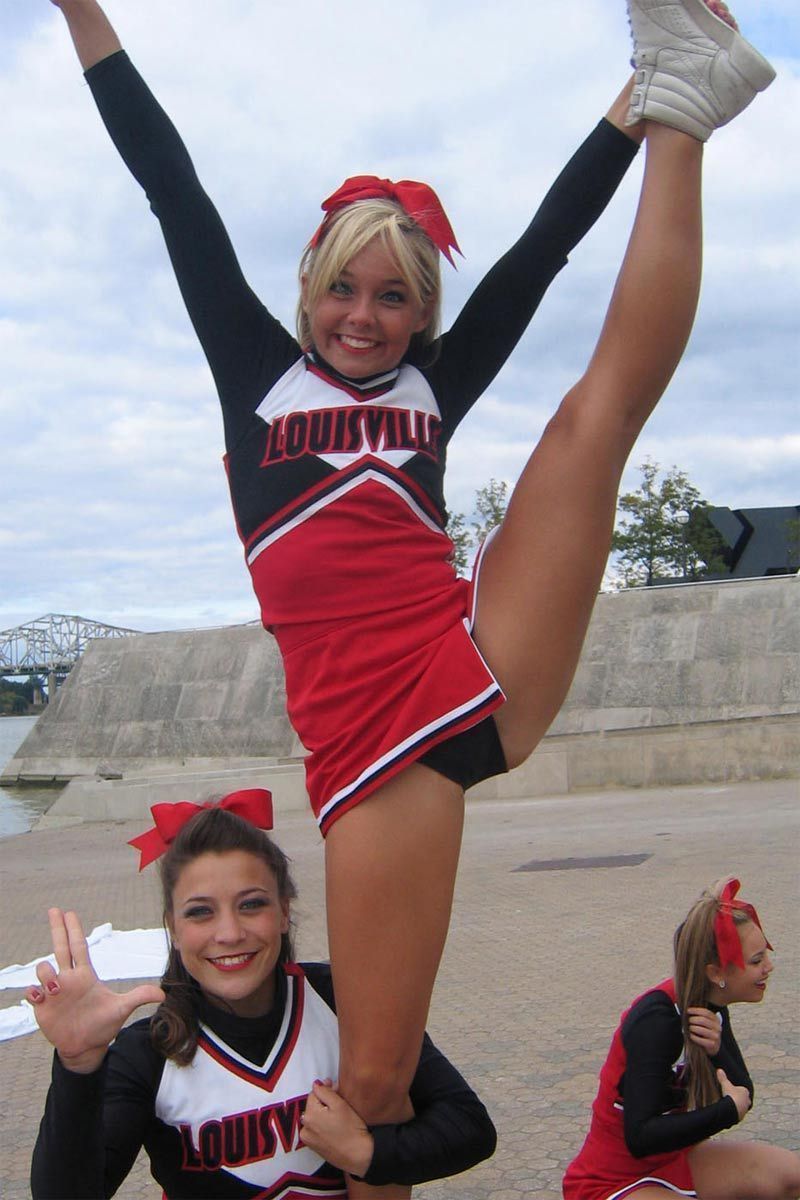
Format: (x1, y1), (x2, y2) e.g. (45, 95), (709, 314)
(128, 789), (274, 871)
(310, 175), (461, 267)
(714, 878), (772, 970)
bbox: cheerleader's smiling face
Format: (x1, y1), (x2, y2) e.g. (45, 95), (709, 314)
(168, 850), (290, 1018)
(302, 238), (431, 380)
(708, 921), (774, 1005)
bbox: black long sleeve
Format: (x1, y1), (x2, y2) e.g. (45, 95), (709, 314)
(429, 118), (639, 426)
(621, 994), (748, 1159)
(84, 50), (297, 447)
(302, 963), (496, 1186)
(85, 50), (638, 451)
(31, 1035), (159, 1199)
(361, 1032), (496, 1186)
(32, 967), (496, 1197)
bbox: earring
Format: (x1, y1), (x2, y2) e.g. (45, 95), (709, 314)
(718, 980), (726, 989)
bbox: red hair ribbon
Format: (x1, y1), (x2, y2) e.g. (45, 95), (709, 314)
(128, 789), (274, 871)
(714, 878), (772, 970)
(310, 175), (461, 267)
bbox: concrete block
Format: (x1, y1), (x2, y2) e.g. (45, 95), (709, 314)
(714, 577), (792, 612)
(694, 610), (773, 659)
(681, 659), (747, 718)
(111, 720), (170, 762)
(493, 744), (570, 799)
(138, 684), (183, 722)
(645, 729), (730, 787)
(578, 618), (633, 664)
(600, 660), (691, 709)
(567, 731), (647, 791)
(628, 613), (699, 663)
(41, 761), (311, 826)
(561, 662), (608, 711)
(175, 681), (229, 721)
(768, 606), (800, 654)
(71, 643), (127, 686)
(742, 656), (800, 710)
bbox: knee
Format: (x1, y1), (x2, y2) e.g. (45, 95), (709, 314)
(338, 1055), (415, 1125)
(498, 719), (551, 772)
(503, 739), (539, 772)
(778, 1162), (800, 1200)
(759, 1162), (800, 1200)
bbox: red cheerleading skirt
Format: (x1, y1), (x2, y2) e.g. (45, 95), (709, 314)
(248, 476), (505, 834)
(563, 1124), (695, 1200)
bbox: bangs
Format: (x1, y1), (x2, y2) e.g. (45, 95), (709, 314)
(297, 199), (442, 352)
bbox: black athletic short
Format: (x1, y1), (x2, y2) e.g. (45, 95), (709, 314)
(418, 713), (507, 792)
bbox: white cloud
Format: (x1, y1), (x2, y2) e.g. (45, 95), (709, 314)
(1, 0), (798, 631)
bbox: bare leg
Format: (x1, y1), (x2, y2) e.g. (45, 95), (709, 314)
(472, 121), (704, 766)
(326, 121), (704, 1196)
(325, 763), (465, 1198)
(605, 1190), (681, 1199)
(688, 1139), (800, 1200)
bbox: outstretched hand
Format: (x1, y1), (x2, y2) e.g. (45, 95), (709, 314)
(300, 1080), (374, 1179)
(686, 1006), (722, 1056)
(717, 1068), (751, 1122)
(25, 908), (165, 1075)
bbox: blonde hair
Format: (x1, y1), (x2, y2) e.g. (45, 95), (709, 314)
(296, 199), (442, 361)
(673, 878), (753, 1110)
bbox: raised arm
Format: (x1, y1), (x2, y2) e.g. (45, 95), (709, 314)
(28, 909), (163, 1199)
(50, 0), (121, 71)
(26, 908), (164, 1075)
(433, 82), (643, 429)
(50, 1), (300, 444)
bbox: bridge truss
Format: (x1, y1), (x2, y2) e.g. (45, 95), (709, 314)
(0, 614), (140, 681)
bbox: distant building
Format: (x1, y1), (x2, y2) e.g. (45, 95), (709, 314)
(706, 505), (800, 578)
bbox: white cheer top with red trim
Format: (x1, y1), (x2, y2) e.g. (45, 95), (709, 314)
(155, 964), (345, 1198)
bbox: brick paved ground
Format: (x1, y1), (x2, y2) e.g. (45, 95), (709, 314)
(1, 778), (797, 1199)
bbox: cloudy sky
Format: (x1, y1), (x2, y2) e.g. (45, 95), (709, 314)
(2, 0), (798, 634)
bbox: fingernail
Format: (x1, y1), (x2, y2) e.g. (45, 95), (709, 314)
(29, 988), (43, 1003)
(46, 981), (60, 995)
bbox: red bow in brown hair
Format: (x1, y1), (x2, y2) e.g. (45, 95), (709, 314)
(714, 878), (772, 969)
(128, 789), (274, 871)
(310, 175), (461, 267)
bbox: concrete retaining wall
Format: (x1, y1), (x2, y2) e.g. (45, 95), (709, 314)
(473, 573), (799, 799)
(3, 623), (302, 780)
(5, 575), (798, 824)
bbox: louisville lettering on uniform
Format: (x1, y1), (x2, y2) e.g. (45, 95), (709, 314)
(180, 1094), (305, 1171)
(261, 406), (442, 466)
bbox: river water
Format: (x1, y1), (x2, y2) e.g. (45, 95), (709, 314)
(0, 716), (62, 838)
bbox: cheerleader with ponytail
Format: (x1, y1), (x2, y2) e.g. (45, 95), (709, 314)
(563, 879), (800, 1200)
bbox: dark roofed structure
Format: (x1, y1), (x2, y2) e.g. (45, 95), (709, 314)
(707, 505), (799, 578)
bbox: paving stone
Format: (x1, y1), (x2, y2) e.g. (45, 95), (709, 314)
(0, 778), (797, 1197)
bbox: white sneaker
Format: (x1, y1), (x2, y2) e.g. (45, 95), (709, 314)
(626, 0), (776, 140)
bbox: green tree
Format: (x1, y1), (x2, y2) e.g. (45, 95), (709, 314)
(447, 478), (510, 576)
(471, 478), (509, 545)
(0, 677), (35, 714)
(611, 459), (728, 586)
(446, 510), (472, 575)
